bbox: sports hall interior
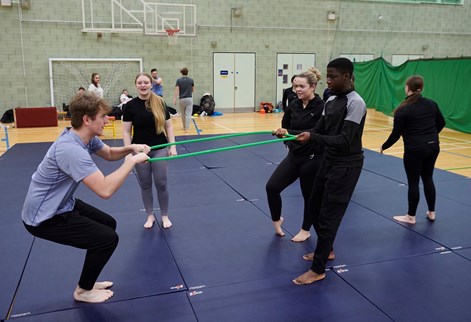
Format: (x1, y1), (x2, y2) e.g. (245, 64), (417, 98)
(1, 1), (471, 321)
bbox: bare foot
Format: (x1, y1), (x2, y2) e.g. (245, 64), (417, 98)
(74, 286), (114, 303)
(93, 281), (113, 290)
(292, 270), (325, 285)
(273, 217), (285, 237)
(144, 214), (155, 229)
(291, 229), (310, 242)
(162, 215), (172, 229)
(393, 214), (416, 224)
(426, 211), (436, 221)
(302, 251), (335, 261)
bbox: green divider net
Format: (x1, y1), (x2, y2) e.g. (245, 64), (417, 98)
(148, 131), (296, 162)
(353, 57), (471, 133)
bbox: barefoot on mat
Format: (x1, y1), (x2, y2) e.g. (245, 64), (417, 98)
(93, 281), (113, 290)
(162, 215), (172, 229)
(291, 229), (310, 242)
(273, 217), (285, 237)
(292, 270), (325, 285)
(144, 214), (156, 229)
(74, 286), (114, 303)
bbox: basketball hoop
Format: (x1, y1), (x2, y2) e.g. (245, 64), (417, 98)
(165, 29), (180, 46)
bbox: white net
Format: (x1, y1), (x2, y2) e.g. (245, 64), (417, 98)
(166, 29), (180, 46)
(50, 59), (142, 109)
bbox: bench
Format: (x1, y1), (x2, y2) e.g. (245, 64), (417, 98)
(14, 107), (58, 128)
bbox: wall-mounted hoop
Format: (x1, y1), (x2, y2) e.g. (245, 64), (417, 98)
(165, 29), (180, 45)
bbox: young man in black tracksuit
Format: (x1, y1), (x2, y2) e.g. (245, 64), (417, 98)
(293, 58), (367, 285)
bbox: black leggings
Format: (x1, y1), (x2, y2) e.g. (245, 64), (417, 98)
(403, 145), (440, 217)
(24, 199), (118, 290)
(266, 152), (323, 231)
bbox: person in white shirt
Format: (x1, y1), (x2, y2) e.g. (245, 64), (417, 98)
(88, 73), (104, 98)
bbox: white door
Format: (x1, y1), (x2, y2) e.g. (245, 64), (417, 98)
(276, 53), (316, 105)
(214, 52), (256, 112)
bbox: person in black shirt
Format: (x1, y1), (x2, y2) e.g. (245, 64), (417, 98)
(282, 75), (298, 111)
(267, 68), (324, 242)
(293, 58), (367, 285)
(123, 73), (177, 229)
(381, 75), (446, 224)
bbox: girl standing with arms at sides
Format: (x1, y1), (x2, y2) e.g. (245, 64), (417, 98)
(267, 68), (324, 242)
(381, 75), (446, 224)
(123, 73), (177, 229)
(88, 73), (104, 98)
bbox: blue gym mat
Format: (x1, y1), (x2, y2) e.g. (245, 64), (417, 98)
(228, 132), (288, 164)
(188, 271), (392, 322)
(436, 178), (471, 206)
(211, 164), (301, 201)
(11, 212), (186, 317)
(352, 186), (471, 249)
(10, 292), (196, 322)
(181, 136), (278, 169)
(166, 167), (248, 208)
(454, 247), (471, 261)
(0, 224), (33, 320)
(1, 137), (470, 321)
(161, 201), (313, 288)
(338, 251), (471, 322)
(254, 198), (443, 267)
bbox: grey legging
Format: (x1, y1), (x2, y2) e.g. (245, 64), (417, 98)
(134, 148), (169, 216)
(179, 97), (193, 130)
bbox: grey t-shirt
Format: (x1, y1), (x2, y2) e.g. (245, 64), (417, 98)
(21, 128), (104, 226)
(175, 76), (194, 99)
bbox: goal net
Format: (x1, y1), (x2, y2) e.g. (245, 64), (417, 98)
(49, 58), (142, 108)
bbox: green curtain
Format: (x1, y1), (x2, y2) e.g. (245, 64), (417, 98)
(353, 57), (471, 133)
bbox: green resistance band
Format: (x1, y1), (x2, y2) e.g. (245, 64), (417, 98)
(147, 131), (296, 162)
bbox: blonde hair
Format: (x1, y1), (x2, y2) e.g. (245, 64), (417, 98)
(297, 67), (322, 86)
(135, 73), (167, 134)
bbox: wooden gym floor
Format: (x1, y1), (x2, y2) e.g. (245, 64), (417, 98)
(1, 109), (470, 178)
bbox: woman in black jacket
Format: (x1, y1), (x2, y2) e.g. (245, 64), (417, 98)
(381, 75), (446, 224)
(267, 68), (324, 242)
(282, 75), (299, 111)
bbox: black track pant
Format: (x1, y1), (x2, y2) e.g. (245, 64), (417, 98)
(403, 145), (440, 216)
(266, 152), (323, 231)
(24, 199), (119, 290)
(309, 161), (363, 274)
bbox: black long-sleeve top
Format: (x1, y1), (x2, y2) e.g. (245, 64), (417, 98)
(308, 90), (367, 166)
(282, 94), (324, 156)
(382, 95), (446, 152)
(282, 87), (298, 111)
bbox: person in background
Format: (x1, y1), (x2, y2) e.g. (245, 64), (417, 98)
(294, 58), (366, 285)
(21, 91), (150, 303)
(282, 75), (298, 111)
(151, 68), (163, 97)
(381, 75), (446, 224)
(267, 68), (324, 242)
(88, 73), (104, 98)
(173, 67), (194, 133)
(118, 89), (133, 109)
(123, 73), (177, 229)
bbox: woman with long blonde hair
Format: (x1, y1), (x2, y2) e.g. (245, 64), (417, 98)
(123, 73), (177, 229)
(267, 68), (324, 242)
